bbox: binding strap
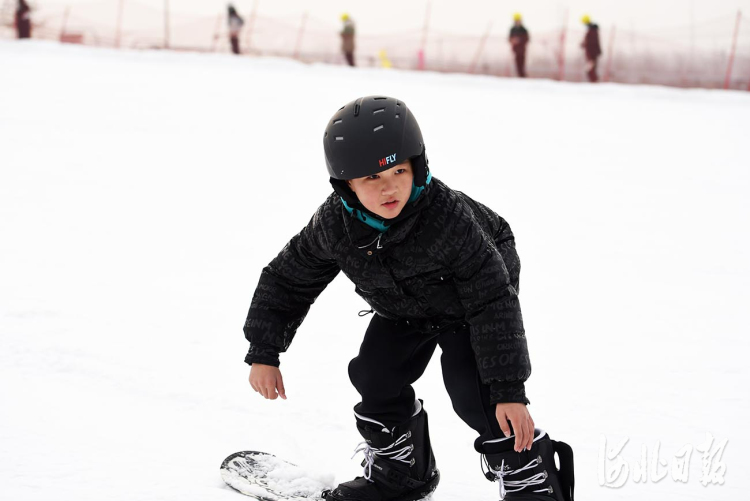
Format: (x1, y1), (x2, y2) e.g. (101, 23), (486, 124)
(552, 440), (575, 501)
(361, 456), (425, 490)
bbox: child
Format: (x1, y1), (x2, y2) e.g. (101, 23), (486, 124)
(243, 96), (574, 501)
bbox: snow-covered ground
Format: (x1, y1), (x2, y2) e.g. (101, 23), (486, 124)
(1, 40), (749, 501)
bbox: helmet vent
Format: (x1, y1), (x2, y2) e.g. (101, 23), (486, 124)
(335, 136), (345, 141)
(373, 108), (385, 114)
(333, 119), (343, 125)
(338, 106), (345, 111)
(374, 97), (387, 100)
(373, 125), (384, 132)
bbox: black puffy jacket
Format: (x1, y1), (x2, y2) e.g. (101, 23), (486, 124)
(244, 178), (531, 404)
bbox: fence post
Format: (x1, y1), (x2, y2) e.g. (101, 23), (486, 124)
(210, 13), (222, 51)
(163, 0), (170, 49)
(724, 10), (742, 90)
(604, 25), (616, 82)
(418, 0), (431, 70)
(468, 22), (492, 74)
(293, 11), (308, 60)
(60, 6), (70, 40)
(115, 0), (124, 48)
(245, 0), (258, 54)
(558, 10), (568, 81)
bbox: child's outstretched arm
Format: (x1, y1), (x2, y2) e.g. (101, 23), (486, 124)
(243, 198), (341, 396)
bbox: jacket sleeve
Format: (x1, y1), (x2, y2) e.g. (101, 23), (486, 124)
(493, 216), (521, 294)
(459, 193), (521, 293)
(243, 203), (341, 367)
(448, 201), (531, 405)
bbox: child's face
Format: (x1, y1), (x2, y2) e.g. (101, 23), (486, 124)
(347, 160), (414, 220)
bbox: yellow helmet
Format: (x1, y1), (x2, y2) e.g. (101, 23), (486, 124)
(581, 14), (591, 25)
(341, 13), (350, 22)
(513, 13), (522, 22)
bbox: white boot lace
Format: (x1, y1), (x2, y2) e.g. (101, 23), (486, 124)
(351, 401), (422, 482)
(486, 456), (550, 499)
(352, 431), (414, 481)
(481, 429), (553, 499)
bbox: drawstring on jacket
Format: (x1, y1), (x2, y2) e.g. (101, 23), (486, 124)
(357, 233), (383, 250)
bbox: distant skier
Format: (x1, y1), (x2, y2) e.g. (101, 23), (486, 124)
(227, 4), (245, 55)
(581, 15), (602, 82)
(340, 13), (356, 66)
(242, 96), (575, 501)
(508, 13), (529, 77)
(15, 0), (32, 39)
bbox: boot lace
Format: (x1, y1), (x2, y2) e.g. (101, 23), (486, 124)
(353, 431), (414, 481)
(482, 455), (551, 500)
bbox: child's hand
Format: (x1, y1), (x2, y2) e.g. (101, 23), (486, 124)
(495, 402), (535, 452)
(249, 364), (287, 400)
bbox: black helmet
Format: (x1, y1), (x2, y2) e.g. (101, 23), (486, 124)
(323, 96), (428, 187)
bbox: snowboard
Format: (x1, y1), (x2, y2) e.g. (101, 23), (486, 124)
(220, 451), (335, 501)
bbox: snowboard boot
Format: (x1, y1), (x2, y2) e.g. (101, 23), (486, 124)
(480, 429), (575, 501)
(323, 400), (440, 501)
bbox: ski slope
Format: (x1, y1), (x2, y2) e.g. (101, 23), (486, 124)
(1, 40), (749, 501)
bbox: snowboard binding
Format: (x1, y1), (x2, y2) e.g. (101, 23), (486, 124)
(480, 429), (574, 501)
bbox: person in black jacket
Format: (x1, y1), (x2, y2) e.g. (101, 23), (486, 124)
(581, 15), (602, 82)
(15, 0), (32, 39)
(509, 13), (530, 77)
(243, 96), (573, 501)
(340, 13), (356, 66)
(227, 4), (244, 55)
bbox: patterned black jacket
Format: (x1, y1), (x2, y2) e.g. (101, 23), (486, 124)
(243, 178), (531, 405)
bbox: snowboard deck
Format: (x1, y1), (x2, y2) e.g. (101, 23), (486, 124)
(220, 451), (334, 501)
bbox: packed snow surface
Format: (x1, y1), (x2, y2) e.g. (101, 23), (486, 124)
(1, 40), (749, 500)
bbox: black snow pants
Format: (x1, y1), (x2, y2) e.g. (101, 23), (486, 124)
(586, 57), (599, 82)
(348, 314), (504, 449)
(514, 49), (527, 78)
(230, 35), (240, 55)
